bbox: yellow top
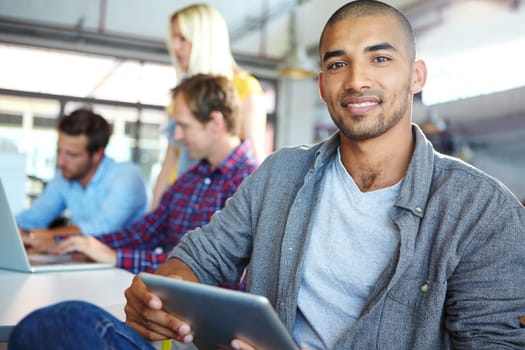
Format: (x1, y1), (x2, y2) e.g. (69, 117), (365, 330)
(232, 70), (263, 100)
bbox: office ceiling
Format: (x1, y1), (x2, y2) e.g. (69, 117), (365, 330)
(0, 0), (522, 62)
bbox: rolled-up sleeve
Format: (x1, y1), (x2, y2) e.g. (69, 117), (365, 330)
(16, 175), (67, 230)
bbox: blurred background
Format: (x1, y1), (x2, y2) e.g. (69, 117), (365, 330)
(1, 0), (524, 210)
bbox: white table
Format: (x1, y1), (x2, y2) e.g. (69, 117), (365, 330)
(0, 268), (134, 342)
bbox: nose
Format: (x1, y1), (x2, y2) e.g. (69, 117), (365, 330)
(172, 37), (183, 51)
(56, 152), (66, 168)
(173, 125), (183, 142)
(343, 62), (371, 92)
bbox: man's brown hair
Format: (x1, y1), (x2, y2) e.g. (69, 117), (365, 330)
(58, 109), (112, 156)
(171, 74), (240, 136)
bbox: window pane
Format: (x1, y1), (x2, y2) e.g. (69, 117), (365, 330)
(0, 43), (176, 105)
(0, 95), (60, 181)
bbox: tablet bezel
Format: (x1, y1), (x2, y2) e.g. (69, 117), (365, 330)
(139, 272), (299, 350)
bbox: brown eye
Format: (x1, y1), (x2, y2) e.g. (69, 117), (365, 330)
(374, 56), (390, 63)
(327, 61), (346, 70)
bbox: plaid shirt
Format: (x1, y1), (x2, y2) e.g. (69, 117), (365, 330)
(98, 141), (257, 273)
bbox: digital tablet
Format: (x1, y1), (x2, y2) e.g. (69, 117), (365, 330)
(139, 272), (299, 350)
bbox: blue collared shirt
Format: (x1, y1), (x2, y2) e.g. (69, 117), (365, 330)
(16, 156), (148, 235)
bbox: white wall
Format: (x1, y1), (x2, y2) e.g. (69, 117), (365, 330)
(470, 147), (525, 203)
(0, 152), (26, 214)
(275, 78), (319, 148)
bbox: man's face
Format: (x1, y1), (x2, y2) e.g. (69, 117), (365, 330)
(318, 15), (424, 142)
(172, 93), (213, 161)
(56, 133), (95, 181)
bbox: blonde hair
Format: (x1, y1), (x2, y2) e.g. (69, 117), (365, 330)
(167, 4), (238, 80)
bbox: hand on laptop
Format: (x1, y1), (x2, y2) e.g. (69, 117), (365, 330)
(21, 232), (57, 253)
(51, 236), (117, 265)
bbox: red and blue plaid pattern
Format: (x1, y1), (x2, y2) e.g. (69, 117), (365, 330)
(98, 141), (257, 274)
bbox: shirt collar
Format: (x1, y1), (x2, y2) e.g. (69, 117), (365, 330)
(313, 131), (340, 169)
(193, 140), (255, 176)
(396, 124), (436, 216)
(313, 125), (435, 217)
(84, 155), (111, 186)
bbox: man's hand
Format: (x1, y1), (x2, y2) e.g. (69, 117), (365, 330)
(21, 232), (57, 253)
(231, 339), (257, 350)
(231, 339), (308, 350)
(124, 274), (194, 343)
(51, 236), (117, 265)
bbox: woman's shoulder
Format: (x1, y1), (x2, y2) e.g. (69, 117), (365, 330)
(232, 70), (263, 99)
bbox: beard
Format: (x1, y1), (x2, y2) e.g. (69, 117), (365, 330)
(60, 159), (94, 181)
(335, 106), (406, 141)
(331, 85), (411, 141)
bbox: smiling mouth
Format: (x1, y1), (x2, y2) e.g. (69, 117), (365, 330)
(342, 100), (380, 114)
(343, 101), (377, 108)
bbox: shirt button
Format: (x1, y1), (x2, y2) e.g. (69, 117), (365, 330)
(204, 178), (211, 185)
(420, 283), (429, 293)
(415, 207), (423, 213)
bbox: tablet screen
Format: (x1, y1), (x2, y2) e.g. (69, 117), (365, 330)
(139, 272), (299, 350)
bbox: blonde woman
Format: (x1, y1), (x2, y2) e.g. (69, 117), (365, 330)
(151, 3), (267, 210)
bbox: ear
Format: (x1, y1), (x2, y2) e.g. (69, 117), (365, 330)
(318, 71), (327, 103)
(207, 111), (225, 131)
(410, 59), (427, 94)
(91, 148), (105, 165)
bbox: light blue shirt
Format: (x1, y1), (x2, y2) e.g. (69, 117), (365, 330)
(16, 156), (149, 235)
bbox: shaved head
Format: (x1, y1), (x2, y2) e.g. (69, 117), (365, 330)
(319, 0), (416, 61)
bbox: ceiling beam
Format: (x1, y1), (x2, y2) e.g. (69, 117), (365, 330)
(0, 17), (280, 70)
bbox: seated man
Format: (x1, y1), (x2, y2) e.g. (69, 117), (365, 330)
(9, 2), (524, 350)
(25, 74), (258, 273)
(16, 108), (148, 237)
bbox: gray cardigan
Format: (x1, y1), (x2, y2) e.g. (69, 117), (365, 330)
(170, 125), (525, 349)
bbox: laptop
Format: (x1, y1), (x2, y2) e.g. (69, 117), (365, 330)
(0, 178), (113, 273)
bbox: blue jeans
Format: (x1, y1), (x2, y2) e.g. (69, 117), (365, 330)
(8, 300), (155, 350)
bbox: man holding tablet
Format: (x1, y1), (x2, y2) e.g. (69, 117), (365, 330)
(9, 1), (525, 349)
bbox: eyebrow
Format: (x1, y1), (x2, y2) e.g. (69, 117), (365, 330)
(366, 43), (397, 53)
(322, 50), (345, 63)
(322, 42), (397, 63)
